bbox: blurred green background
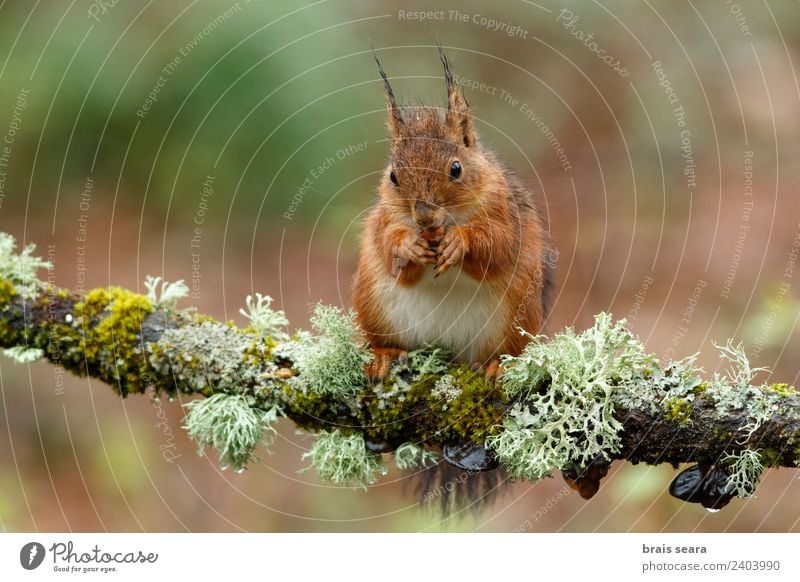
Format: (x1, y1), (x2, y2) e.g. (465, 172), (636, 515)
(1, 0), (799, 532)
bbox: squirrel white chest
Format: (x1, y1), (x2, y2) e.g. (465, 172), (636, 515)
(375, 267), (506, 362)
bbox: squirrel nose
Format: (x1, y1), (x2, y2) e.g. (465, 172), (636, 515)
(413, 200), (438, 228)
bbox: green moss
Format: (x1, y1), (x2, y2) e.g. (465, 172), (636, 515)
(242, 337), (277, 368)
(712, 427), (732, 442)
(355, 365), (503, 446)
(357, 374), (430, 443)
(72, 287), (154, 395)
(758, 448), (782, 468)
(282, 383), (344, 430)
(0, 279), (17, 306)
(190, 312), (218, 325)
(764, 383), (796, 397)
(663, 398), (693, 424)
(437, 366), (505, 441)
(0, 280), (18, 346)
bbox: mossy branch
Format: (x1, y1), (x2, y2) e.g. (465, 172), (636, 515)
(0, 233), (798, 504)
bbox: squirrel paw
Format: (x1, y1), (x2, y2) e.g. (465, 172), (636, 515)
(392, 235), (436, 277)
(470, 358), (502, 385)
(484, 358), (502, 384)
(435, 226), (467, 277)
(365, 347), (408, 383)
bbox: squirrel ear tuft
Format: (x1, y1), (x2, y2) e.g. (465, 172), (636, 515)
(439, 45), (476, 148)
(372, 49), (403, 136)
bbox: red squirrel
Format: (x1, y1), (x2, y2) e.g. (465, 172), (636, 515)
(353, 49), (552, 381)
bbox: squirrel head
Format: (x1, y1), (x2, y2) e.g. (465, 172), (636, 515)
(375, 48), (495, 231)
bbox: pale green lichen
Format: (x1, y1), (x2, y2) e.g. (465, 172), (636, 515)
(150, 321), (277, 398)
(394, 442), (438, 470)
(714, 340), (768, 388)
(183, 393), (280, 471)
(285, 304), (372, 398)
(0, 233), (50, 286)
(363, 346), (451, 413)
(722, 448), (764, 498)
(302, 429), (385, 488)
(144, 275), (189, 310)
(500, 313), (654, 401)
(486, 404), (566, 480)
(2, 346), (44, 363)
(705, 341), (780, 443)
(369, 374), (412, 410)
(431, 373), (461, 406)
(487, 313), (653, 480)
(614, 352), (703, 417)
(240, 293), (289, 340)
(407, 346), (451, 377)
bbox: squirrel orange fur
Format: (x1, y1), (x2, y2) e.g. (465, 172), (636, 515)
(352, 49), (553, 382)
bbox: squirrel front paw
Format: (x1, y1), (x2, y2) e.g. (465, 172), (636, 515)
(435, 226), (467, 276)
(391, 231), (437, 277)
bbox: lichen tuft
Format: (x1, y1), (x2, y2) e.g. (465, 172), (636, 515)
(144, 275), (189, 310)
(488, 313), (652, 480)
(284, 304), (372, 398)
(240, 293), (289, 340)
(2, 345), (45, 363)
(302, 429), (385, 488)
(721, 448), (764, 498)
(705, 342), (783, 443)
(0, 232), (50, 287)
(394, 442), (438, 470)
(183, 393), (280, 471)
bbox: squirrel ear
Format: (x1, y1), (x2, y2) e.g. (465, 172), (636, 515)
(439, 46), (476, 147)
(373, 50), (403, 136)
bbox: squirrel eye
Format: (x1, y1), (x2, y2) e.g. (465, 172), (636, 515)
(449, 160), (462, 180)
(389, 170), (398, 186)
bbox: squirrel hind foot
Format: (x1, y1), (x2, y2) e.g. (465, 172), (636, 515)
(469, 358), (502, 385)
(365, 347), (408, 384)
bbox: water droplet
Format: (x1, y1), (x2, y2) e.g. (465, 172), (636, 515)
(705, 507), (720, 513)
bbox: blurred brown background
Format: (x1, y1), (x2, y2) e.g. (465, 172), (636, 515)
(0, 0), (799, 532)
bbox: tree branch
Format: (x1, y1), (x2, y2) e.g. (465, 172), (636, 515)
(0, 232), (798, 507)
